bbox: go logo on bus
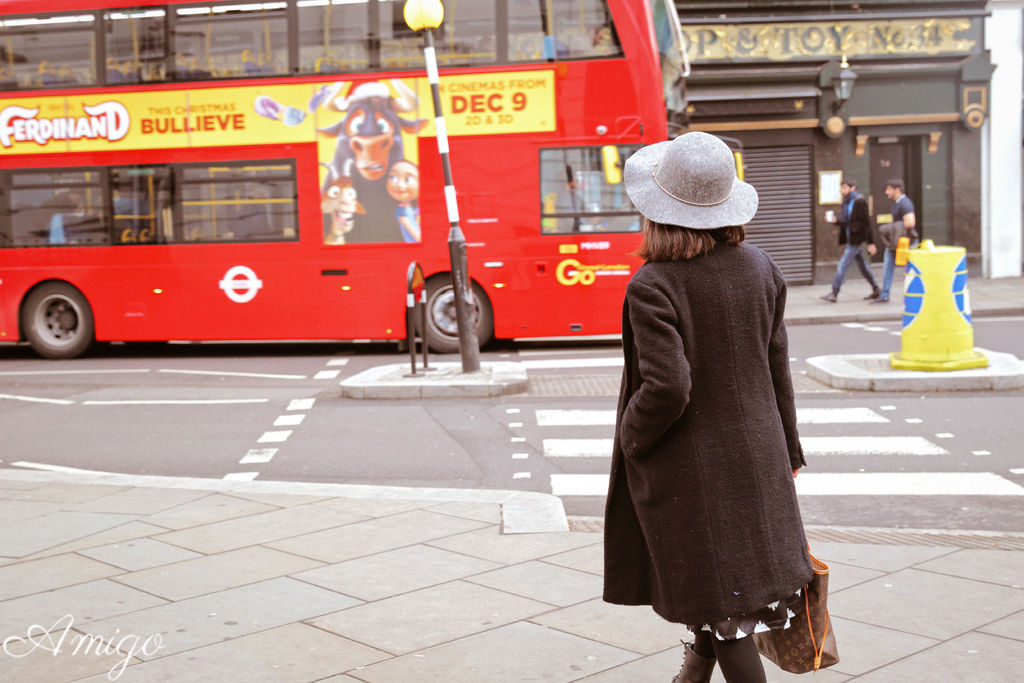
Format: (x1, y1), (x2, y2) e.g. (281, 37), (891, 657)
(556, 258), (598, 286)
(219, 265), (263, 303)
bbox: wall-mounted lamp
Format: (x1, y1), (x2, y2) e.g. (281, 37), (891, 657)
(831, 56), (858, 112)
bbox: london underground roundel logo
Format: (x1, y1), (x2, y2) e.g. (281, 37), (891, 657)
(219, 265), (263, 303)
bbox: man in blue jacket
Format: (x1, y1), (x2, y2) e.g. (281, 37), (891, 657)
(821, 179), (879, 302)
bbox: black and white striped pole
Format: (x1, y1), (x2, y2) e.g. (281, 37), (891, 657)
(404, 0), (480, 373)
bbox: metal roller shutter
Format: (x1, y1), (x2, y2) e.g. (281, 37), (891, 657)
(743, 146), (814, 283)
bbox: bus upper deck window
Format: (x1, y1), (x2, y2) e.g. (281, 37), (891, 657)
(172, 3), (288, 79)
(105, 9), (168, 84)
(296, 0), (370, 74)
(0, 13), (97, 90)
(507, 0), (622, 62)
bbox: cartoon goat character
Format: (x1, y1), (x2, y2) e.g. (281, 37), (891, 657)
(320, 163), (366, 246)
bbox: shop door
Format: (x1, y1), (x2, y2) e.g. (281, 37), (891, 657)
(869, 141), (907, 225)
(743, 146), (814, 283)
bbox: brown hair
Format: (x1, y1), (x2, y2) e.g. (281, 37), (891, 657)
(633, 218), (745, 262)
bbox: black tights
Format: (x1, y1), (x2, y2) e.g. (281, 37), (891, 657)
(692, 629), (766, 683)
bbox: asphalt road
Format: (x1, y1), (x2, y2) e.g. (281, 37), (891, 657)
(1, 316), (1022, 532)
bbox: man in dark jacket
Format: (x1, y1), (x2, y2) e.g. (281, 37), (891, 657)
(821, 179), (880, 302)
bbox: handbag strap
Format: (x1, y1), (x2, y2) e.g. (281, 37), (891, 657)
(804, 589), (832, 671)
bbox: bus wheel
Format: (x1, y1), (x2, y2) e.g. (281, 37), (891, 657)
(424, 278), (493, 354)
(23, 282), (94, 359)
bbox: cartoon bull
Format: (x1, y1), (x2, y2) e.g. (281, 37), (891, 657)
(319, 79), (427, 181)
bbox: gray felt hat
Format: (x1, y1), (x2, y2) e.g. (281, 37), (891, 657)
(623, 131), (758, 230)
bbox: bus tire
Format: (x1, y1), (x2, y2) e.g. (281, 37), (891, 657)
(424, 277), (493, 354)
(22, 282), (95, 359)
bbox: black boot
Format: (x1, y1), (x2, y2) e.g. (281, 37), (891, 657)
(820, 291), (838, 303)
(671, 642), (716, 683)
(864, 285), (881, 300)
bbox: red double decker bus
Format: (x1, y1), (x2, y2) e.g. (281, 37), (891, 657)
(0, 0), (685, 358)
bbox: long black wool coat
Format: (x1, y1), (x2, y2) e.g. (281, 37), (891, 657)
(603, 241), (813, 626)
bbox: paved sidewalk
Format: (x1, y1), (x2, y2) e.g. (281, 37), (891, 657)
(2, 469), (1022, 682)
(786, 274), (1024, 325)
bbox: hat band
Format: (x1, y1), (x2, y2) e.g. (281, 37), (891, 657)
(652, 171), (733, 207)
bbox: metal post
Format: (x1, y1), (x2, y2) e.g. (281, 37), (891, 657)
(422, 28), (480, 373)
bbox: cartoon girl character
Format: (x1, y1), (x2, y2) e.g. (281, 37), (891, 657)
(386, 161), (420, 243)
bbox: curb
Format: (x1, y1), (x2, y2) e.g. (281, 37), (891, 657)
(339, 361), (528, 399)
(805, 348), (1024, 391)
(0, 468), (569, 534)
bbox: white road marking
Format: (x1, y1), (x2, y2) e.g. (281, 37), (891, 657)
(889, 331), (902, 336)
(9, 461), (115, 475)
(82, 399), (269, 405)
(795, 472), (1024, 496)
(0, 394), (74, 405)
(973, 450), (992, 456)
(841, 322), (866, 328)
(512, 453), (529, 460)
(521, 358), (623, 370)
(512, 472), (531, 479)
(506, 408), (521, 414)
(258, 430), (292, 443)
(240, 448), (278, 464)
(510, 437), (526, 443)
(1009, 468), (1024, 475)
(543, 439), (613, 458)
(223, 472), (260, 482)
(326, 358), (350, 366)
(800, 436), (948, 456)
(287, 398), (315, 411)
(796, 408), (889, 424)
(534, 407), (890, 428)
(905, 418), (923, 424)
(508, 422), (524, 428)
(314, 370), (341, 380)
(274, 414), (305, 427)
(517, 348), (621, 357)
(935, 433), (954, 439)
(880, 405), (897, 411)
(864, 326), (889, 332)
(551, 474), (608, 496)
(536, 409), (615, 426)
(0, 369), (150, 376)
(550, 472), (1024, 498)
(158, 369), (306, 380)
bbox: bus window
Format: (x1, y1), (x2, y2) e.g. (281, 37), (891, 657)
(172, 3), (288, 79)
(0, 13), (97, 90)
(178, 163), (298, 243)
(540, 146), (640, 234)
(508, 0), (621, 62)
(378, 0), (496, 69)
(7, 170), (108, 247)
(110, 167), (173, 244)
(104, 8), (168, 84)
(296, 0), (370, 74)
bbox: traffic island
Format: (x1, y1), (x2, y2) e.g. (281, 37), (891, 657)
(805, 348), (1024, 391)
(339, 361), (528, 399)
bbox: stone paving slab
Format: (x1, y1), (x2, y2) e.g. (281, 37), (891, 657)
(531, 598), (682, 655)
(293, 543), (501, 602)
(141, 492), (278, 530)
(78, 577), (361, 659)
(78, 537), (203, 571)
(312, 580), (553, 655)
(465, 559), (604, 607)
(428, 527), (601, 565)
(21, 520), (170, 561)
(354, 621), (639, 683)
(914, 547), (1024, 588)
(0, 553), (120, 601)
(111, 545), (324, 601)
(977, 609), (1024, 642)
(852, 631), (1024, 682)
(0, 509), (138, 557)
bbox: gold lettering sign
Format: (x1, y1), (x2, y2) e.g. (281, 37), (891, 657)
(682, 18), (979, 62)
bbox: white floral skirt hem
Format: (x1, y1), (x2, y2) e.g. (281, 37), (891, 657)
(685, 588), (804, 640)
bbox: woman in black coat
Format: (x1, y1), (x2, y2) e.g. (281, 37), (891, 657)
(603, 132), (812, 683)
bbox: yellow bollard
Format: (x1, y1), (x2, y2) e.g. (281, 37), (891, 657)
(890, 240), (988, 371)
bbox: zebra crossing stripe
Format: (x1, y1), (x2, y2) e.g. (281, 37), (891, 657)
(536, 409), (615, 426)
(522, 358), (623, 370)
(543, 439), (613, 458)
(550, 472), (1024, 498)
(796, 408), (888, 424)
(801, 436), (948, 456)
(534, 407), (888, 427)
(795, 472), (1024, 496)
